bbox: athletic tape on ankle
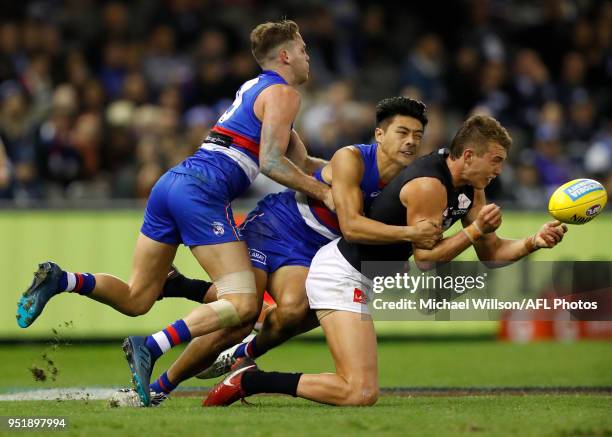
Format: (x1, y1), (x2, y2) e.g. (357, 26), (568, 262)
(214, 270), (256, 296)
(209, 299), (241, 327)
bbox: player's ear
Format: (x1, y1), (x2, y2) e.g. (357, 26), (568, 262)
(463, 147), (474, 163)
(374, 126), (384, 144)
(279, 45), (290, 64)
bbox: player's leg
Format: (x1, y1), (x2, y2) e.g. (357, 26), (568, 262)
(197, 222), (322, 377)
(124, 240), (261, 406)
(157, 264), (213, 303)
(204, 310), (378, 407)
(233, 265), (318, 360)
(295, 311), (378, 406)
(16, 171), (182, 327)
(204, 239), (379, 407)
(180, 241), (260, 333)
(150, 267), (267, 395)
(87, 233), (177, 316)
(17, 239), (176, 327)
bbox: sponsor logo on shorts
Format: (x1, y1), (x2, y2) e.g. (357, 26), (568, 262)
(249, 248), (267, 265)
(212, 221), (225, 236)
(563, 180), (603, 201)
(586, 204), (601, 217)
(353, 288), (367, 304)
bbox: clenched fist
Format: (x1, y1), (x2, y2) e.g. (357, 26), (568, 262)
(411, 220), (443, 249)
(475, 203), (502, 234)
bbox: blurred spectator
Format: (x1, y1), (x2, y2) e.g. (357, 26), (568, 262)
(0, 0), (608, 206)
(0, 82), (38, 198)
(509, 49), (556, 131)
(475, 60), (511, 123)
(0, 137), (11, 197)
(400, 33), (446, 105)
(98, 41), (129, 101)
(36, 84), (83, 191)
(533, 125), (574, 195)
(513, 157), (548, 210)
(584, 120), (612, 179)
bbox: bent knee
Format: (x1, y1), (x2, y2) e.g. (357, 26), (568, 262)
(237, 301), (260, 325)
(274, 306), (309, 332)
(123, 300), (154, 317)
(225, 295), (260, 325)
(275, 297), (309, 325)
(342, 384), (379, 406)
(124, 284), (158, 316)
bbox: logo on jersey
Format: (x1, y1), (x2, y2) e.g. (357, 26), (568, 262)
(353, 288), (367, 304)
(249, 248), (267, 265)
(212, 221), (225, 236)
(441, 208), (453, 229)
(458, 193), (471, 210)
(370, 191), (381, 198)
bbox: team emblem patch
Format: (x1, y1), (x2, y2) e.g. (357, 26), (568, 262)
(458, 193), (471, 209)
(353, 288), (367, 304)
(212, 221), (225, 236)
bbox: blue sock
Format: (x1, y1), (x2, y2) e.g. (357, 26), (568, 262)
(59, 271), (96, 295)
(233, 343), (247, 359)
(145, 319), (192, 361)
(150, 371), (176, 395)
(233, 337), (258, 359)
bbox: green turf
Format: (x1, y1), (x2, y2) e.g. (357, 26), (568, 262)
(1, 210), (611, 339)
(1, 340), (610, 436)
(0, 396), (610, 437)
(1, 340), (611, 391)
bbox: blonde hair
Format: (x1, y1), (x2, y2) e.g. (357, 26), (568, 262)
(449, 115), (512, 159)
(250, 20), (299, 66)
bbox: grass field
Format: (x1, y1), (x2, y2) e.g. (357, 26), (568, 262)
(1, 211), (610, 435)
(2, 210), (611, 339)
(1, 396), (609, 437)
(0, 340), (611, 436)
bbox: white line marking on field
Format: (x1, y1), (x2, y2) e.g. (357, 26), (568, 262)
(0, 388), (117, 401)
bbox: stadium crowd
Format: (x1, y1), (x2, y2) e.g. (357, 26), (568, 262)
(0, 0), (610, 207)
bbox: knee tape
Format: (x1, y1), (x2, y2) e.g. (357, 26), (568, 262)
(209, 299), (241, 328)
(214, 270), (256, 296)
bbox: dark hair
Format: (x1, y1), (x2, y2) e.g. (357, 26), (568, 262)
(375, 97), (428, 130)
(250, 20), (300, 66)
(449, 115), (512, 159)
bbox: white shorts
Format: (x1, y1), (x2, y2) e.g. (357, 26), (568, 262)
(306, 239), (373, 315)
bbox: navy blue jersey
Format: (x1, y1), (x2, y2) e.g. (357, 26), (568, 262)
(337, 148), (476, 272)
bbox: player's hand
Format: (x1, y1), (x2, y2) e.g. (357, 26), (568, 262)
(410, 220), (442, 249)
(323, 188), (335, 212)
(475, 203), (502, 233)
(534, 220), (568, 248)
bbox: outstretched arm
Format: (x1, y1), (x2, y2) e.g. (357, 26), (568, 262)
(332, 148), (440, 246)
(256, 85), (332, 208)
(464, 189), (568, 265)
